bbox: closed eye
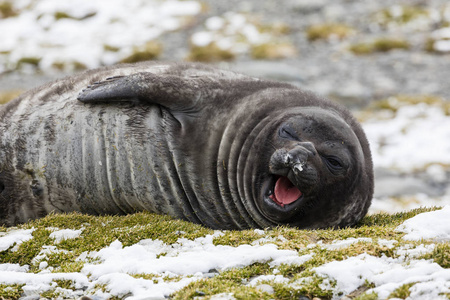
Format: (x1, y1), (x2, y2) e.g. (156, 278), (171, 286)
(278, 125), (299, 140)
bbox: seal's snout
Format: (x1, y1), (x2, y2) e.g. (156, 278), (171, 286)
(282, 142), (316, 172)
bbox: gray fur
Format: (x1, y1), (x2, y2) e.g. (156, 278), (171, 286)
(0, 62), (373, 229)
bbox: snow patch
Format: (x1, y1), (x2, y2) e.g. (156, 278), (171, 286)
(396, 206), (450, 241)
(0, 228), (35, 251)
(364, 104), (450, 171)
(49, 228), (83, 242)
(314, 253), (450, 299)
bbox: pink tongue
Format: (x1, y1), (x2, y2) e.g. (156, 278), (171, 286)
(270, 176), (302, 206)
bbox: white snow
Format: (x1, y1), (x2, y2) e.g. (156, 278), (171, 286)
(324, 237), (372, 250)
(49, 228), (83, 242)
(0, 0), (202, 72)
(396, 206), (450, 241)
(83, 234), (298, 277)
(0, 228), (35, 251)
(314, 253), (450, 300)
(0, 230), (306, 298)
(248, 274), (290, 286)
(363, 103), (450, 171)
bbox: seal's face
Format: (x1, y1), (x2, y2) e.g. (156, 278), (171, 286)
(255, 107), (367, 229)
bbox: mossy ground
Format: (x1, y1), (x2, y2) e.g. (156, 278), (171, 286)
(0, 90), (22, 104)
(306, 23), (354, 41)
(0, 207), (447, 299)
(349, 38), (410, 55)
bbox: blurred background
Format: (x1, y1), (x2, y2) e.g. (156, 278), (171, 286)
(0, 0), (449, 213)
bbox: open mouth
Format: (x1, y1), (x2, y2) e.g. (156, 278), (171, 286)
(268, 175), (303, 207)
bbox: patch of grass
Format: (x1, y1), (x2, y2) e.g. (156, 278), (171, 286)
(349, 38), (410, 55)
(356, 94), (450, 122)
(354, 291), (379, 300)
(388, 282), (416, 299)
(359, 207), (439, 227)
(289, 271), (335, 299)
(218, 263), (272, 284)
(172, 277), (269, 299)
(272, 283), (308, 300)
(104, 44), (121, 52)
(120, 41), (162, 63)
(132, 273), (187, 283)
(0, 1), (17, 18)
(306, 23), (354, 41)
(365, 94), (450, 116)
(17, 57), (41, 68)
(51, 61), (88, 72)
(0, 284), (24, 300)
(54, 11), (96, 21)
(0, 207), (445, 299)
(0, 90), (22, 104)
(187, 42), (235, 62)
(250, 42), (297, 59)
(376, 5), (429, 26)
(31, 249), (82, 273)
(0, 227), (53, 266)
(421, 242), (450, 268)
(259, 22), (291, 35)
(0, 212), (211, 269)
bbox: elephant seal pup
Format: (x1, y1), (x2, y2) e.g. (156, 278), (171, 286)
(0, 62), (373, 229)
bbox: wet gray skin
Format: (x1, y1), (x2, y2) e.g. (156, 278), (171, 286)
(0, 62), (373, 229)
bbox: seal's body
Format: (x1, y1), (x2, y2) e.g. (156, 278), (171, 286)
(0, 62), (373, 229)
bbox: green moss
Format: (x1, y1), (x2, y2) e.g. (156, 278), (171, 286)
(54, 11), (96, 21)
(272, 284), (307, 300)
(259, 22), (291, 35)
(250, 42), (297, 59)
(51, 61), (88, 71)
(377, 5), (428, 25)
(0, 227), (53, 266)
(104, 44), (121, 52)
(348, 43), (373, 55)
(0, 207), (445, 299)
(218, 263), (272, 284)
(187, 42), (235, 62)
(0, 284), (24, 300)
(421, 242), (450, 268)
(0, 1), (17, 18)
(349, 38), (410, 55)
(54, 11), (71, 20)
(120, 41), (162, 63)
(388, 282), (416, 299)
(367, 94), (450, 115)
(17, 57), (41, 67)
(373, 38), (410, 51)
(32, 250), (83, 273)
(289, 271), (335, 299)
(0, 90), (22, 105)
(354, 292), (379, 300)
(306, 23), (354, 41)
(172, 278), (267, 300)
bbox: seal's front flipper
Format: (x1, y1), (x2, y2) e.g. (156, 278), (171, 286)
(78, 75), (143, 103)
(77, 72), (200, 112)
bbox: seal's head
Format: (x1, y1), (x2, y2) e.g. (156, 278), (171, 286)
(253, 106), (373, 229)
